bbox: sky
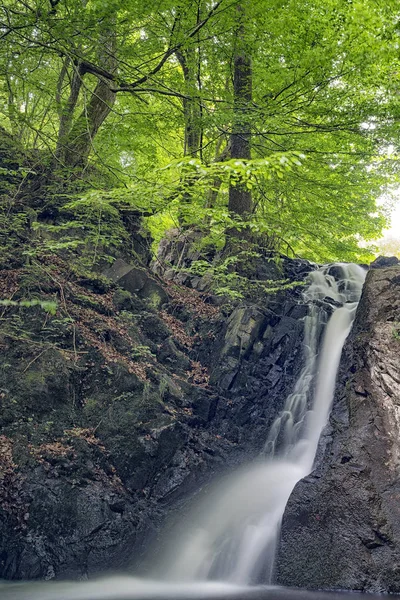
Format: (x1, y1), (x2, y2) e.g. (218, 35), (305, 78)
(384, 201), (400, 239)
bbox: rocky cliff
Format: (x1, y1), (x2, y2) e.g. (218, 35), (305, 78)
(0, 246), (312, 580)
(276, 263), (400, 593)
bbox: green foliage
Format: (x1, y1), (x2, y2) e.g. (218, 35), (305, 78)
(0, 133), (32, 265)
(0, 299), (57, 315)
(392, 323), (400, 341)
(189, 249), (304, 300)
(1, 0), (400, 265)
(0, 202), (29, 265)
(130, 345), (154, 360)
(31, 190), (130, 266)
(167, 153), (307, 189)
(146, 149), (386, 262)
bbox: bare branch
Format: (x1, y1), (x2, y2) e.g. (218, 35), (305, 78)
(112, 86), (191, 99)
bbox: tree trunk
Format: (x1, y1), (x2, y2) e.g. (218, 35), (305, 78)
(60, 20), (117, 169)
(175, 41), (203, 223)
(228, 5), (252, 217)
(62, 76), (116, 168)
(55, 60), (83, 163)
(176, 47), (202, 157)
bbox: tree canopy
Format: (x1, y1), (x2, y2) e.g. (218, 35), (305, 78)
(1, 0), (400, 263)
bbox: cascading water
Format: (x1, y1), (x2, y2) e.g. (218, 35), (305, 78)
(157, 263), (366, 585)
(2, 263), (367, 600)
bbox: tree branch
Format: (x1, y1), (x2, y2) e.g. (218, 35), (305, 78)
(75, 0), (224, 92)
(112, 86), (192, 99)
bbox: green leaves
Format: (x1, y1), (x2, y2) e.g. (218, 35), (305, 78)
(166, 152), (306, 192)
(0, 299), (58, 315)
(189, 250), (305, 300)
(1, 0), (399, 264)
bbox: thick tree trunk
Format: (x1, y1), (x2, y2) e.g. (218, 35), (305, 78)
(175, 44), (203, 224)
(228, 6), (252, 217)
(62, 76), (116, 168)
(55, 61), (83, 163)
(59, 21), (117, 169)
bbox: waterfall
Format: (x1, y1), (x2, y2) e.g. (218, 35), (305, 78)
(2, 263), (367, 600)
(157, 263), (366, 584)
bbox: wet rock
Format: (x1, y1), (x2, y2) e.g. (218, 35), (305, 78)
(276, 265), (400, 593)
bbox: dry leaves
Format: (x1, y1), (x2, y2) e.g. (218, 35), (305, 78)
(159, 310), (194, 348)
(165, 281), (220, 320)
(0, 269), (20, 300)
(64, 427), (106, 449)
(188, 360), (210, 387)
(29, 441), (76, 462)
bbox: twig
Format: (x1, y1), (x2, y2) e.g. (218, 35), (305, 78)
(22, 347), (50, 372)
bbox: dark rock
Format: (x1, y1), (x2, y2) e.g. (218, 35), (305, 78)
(121, 210), (152, 266)
(210, 305), (267, 390)
(370, 255), (399, 268)
(157, 338), (191, 372)
(139, 313), (170, 343)
(113, 289), (135, 311)
(104, 259), (169, 309)
(0, 248), (313, 581)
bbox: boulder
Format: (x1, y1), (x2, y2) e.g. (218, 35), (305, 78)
(370, 255), (399, 269)
(104, 259), (169, 309)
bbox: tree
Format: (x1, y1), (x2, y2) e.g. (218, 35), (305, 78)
(228, 3), (253, 217)
(1, 0), (399, 263)
(57, 16), (118, 168)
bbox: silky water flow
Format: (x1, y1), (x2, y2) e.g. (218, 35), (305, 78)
(1, 264), (367, 600)
(156, 263), (366, 585)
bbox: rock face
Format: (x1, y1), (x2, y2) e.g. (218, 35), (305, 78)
(0, 253), (312, 581)
(276, 265), (400, 593)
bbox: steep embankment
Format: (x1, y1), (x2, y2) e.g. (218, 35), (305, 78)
(277, 262), (400, 593)
(0, 127), (317, 580)
(0, 236), (312, 580)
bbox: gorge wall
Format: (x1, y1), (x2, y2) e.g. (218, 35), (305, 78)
(0, 249), (312, 581)
(276, 263), (400, 593)
(2, 195), (400, 593)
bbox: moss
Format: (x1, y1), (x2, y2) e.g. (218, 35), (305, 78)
(113, 288), (135, 311)
(17, 265), (57, 297)
(138, 313), (170, 342)
(391, 322), (400, 341)
(23, 369), (46, 387)
(71, 267), (111, 294)
(73, 293), (106, 313)
(0, 347), (73, 427)
(145, 288), (166, 309)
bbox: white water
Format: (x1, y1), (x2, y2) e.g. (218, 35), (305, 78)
(0, 577), (249, 600)
(157, 263), (366, 584)
(2, 264), (366, 599)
